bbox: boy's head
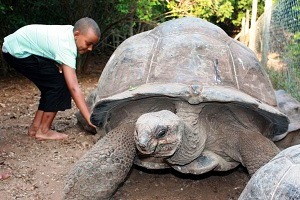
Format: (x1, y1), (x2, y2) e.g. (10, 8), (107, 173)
(73, 17), (101, 54)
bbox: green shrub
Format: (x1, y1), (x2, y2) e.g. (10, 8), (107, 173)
(267, 32), (300, 101)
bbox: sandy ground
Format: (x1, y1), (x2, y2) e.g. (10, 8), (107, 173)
(0, 56), (261, 200)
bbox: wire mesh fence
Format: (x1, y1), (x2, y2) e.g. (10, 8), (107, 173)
(253, 0), (300, 100)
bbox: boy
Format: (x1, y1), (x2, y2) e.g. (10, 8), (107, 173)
(1, 17), (100, 140)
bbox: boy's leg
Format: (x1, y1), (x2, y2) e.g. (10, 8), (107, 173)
(3, 53), (70, 140)
(35, 111), (68, 140)
(29, 110), (67, 140)
(28, 110), (44, 137)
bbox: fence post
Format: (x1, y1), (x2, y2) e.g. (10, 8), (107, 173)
(249, 0), (258, 51)
(261, 0), (273, 68)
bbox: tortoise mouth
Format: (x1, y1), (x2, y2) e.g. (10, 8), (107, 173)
(136, 146), (155, 155)
(135, 137), (179, 157)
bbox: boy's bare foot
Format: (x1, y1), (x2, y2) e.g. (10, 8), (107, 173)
(0, 172), (11, 181)
(28, 125), (39, 137)
(35, 130), (68, 140)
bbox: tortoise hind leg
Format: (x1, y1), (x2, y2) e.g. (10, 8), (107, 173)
(64, 123), (136, 200)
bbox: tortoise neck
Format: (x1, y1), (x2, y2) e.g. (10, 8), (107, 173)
(167, 102), (207, 165)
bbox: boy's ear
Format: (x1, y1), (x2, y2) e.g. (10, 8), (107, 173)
(74, 30), (80, 38)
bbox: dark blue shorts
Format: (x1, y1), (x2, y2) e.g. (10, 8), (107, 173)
(2, 52), (71, 112)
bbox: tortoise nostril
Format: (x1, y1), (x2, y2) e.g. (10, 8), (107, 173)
(134, 130), (148, 151)
(138, 144), (147, 151)
(138, 138), (149, 149)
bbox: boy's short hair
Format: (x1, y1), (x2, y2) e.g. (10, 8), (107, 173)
(74, 17), (101, 38)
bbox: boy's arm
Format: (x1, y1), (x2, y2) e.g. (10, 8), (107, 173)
(61, 64), (96, 128)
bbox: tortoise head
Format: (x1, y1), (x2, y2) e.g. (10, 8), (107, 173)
(134, 110), (183, 157)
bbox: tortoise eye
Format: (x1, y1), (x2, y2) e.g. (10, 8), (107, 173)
(156, 129), (167, 138)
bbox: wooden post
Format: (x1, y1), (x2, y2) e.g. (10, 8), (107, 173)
(245, 9), (250, 34)
(249, 0), (258, 51)
(244, 9), (250, 45)
(261, 0), (272, 68)
(240, 16), (246, 43)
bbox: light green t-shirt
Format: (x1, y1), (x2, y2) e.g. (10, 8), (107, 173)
(3, 24), (77, 69)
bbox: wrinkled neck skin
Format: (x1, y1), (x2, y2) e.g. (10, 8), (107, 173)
(167, 102), (207, 165)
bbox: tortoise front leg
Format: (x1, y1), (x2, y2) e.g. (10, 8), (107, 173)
(64, 123), (136, 200)
(238, 131), (280, 176)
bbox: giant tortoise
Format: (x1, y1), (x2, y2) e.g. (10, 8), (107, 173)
(64, 17), (289, 199)
(239, 144), (300, 200)
(274, 90), (300, 149)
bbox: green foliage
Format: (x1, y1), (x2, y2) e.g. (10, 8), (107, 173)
(136, 0), (167, 21)
(165, 0), (264, 24)
(116, 0), (134, 14)
(166, 0), (233, 22)
(268, 67), (300, 101)
(268, 31), (300, 101)
(287, 32), (300, 64)
(164, 0), (265, 35)
(275, 0), (300, 101)
(115, 0), (167, 22)
(0, 2), (26, 32)
(232, 0), (265, 26)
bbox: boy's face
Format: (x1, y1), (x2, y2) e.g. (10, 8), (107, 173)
(74, 28), (99, 54)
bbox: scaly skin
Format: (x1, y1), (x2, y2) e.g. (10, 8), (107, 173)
(199, 104), (280, 175)
(64, 123), (136, 200)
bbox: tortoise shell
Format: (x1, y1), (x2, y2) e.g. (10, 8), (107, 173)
(91, 17), (288, 138)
